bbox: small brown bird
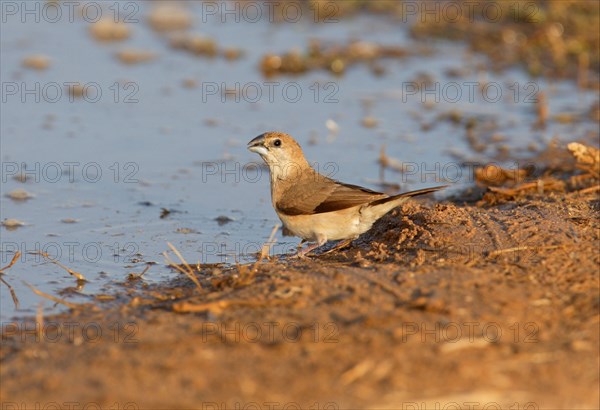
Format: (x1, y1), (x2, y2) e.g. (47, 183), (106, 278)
(248, 132), (446, 256)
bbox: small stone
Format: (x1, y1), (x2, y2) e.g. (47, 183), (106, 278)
(116, 49), (157, 65)
(65, 83), (85, 98)
(182, 78), (198, 89)
(89, 19), (130, 41)
(330, 58), (345, 74)
(147, 6), (192, 32)
(222, 48), (243, 61)
(215, 216), (234, 226)
(22, 55), (51, 70)
(362, 116), (378, 128)
(326, 119), (339, 134)
(176, 228), (197, 234)
(2, 219), (25, 230)
(6, 189), (34, 201)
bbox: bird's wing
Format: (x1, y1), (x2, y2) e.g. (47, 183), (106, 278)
(276, 178), (386, 216)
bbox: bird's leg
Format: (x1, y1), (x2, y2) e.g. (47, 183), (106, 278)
(320, 238), (354, 255)
(291, 239), (309, 259)
(295, 236), (327, 258)
(295, 243), (321, 258)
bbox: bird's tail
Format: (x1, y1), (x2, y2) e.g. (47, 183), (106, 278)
(361, 185), (447, 224)
(369, 185), (447, 207)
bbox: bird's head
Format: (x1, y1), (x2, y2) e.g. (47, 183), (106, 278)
(247, 132), (309, 178)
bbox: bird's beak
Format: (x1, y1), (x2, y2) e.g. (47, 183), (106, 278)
(247, 134), (269, 156)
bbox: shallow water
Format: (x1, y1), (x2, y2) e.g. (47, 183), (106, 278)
(1, 1), (597, 320)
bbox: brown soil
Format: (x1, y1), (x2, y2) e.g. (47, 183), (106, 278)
(1, 189), (598, 409)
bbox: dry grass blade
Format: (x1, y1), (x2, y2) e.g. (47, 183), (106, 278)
(173, 299), (246, 313)
(229, 224), (282, 287)
(163, 252), (190, 277)
(36, 302), (44, 339)
(167, 242), (194, 275)
(25, 282), (85, 309)
(570, 173), (596, 187)
(0, 252), (21, 309)
(577, 185), (600, 195)
(259, 224), (281, 262)
(535, 92), (548, 128)
(379, 145), (386, 182)
(378, 145), (408, 173)
(475, 164), (528, 186)
(127, 265), (150, 281)
(568, 142), (600, 177)
(488, 245), (565, 258)
(33, 251), (87, 281)
(163, 249), (202, 291)
(173, 298), (289, 313)
(488, 178), (565, 195)
(0, 277), (20, 309)
(341, 359), (376, 385)
(234, 261), (257, 287)
(0, 251), (20, 274)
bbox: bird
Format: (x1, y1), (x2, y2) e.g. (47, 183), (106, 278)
(247, 132), (446, 256)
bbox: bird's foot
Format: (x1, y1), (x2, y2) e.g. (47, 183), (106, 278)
(292, 238), (328, 258)
(293, 243), (322, 258)
(319, 238), (353, 255)
(293, 238), (352, 258)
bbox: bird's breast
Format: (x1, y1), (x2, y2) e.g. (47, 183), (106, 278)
(276, 206), (371, 242)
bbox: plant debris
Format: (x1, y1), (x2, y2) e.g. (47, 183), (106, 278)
(89, 19), (130, 42)
(260, 40), (408, 76)
(22, 55), (50, 70)
(1, 219), (25, 230)
(6, 189), (34, 201)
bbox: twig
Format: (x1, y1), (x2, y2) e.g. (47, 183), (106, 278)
(0, 251), (20, 274)
(379, 145), (386, 183)
(577, 185), (600, 195)
(25, 282), (85, 309)
(0, 277), (19, 309)
(0, 252), (21, 309)
(32, 251), (87, 282)
(163, 249), (202, 291)
(128, 265), (150, 280)
(259, 224), (281, 262)
(378, 146), (408, 173)
(167, 242), (194, 276)
(36, 302), (44, 339)
(488, 178), (565, 195)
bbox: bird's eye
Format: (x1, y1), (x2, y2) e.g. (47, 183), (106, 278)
(273, 139), (282, 147)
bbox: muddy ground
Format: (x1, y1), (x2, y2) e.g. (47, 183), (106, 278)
(1, 184), (598, 409)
